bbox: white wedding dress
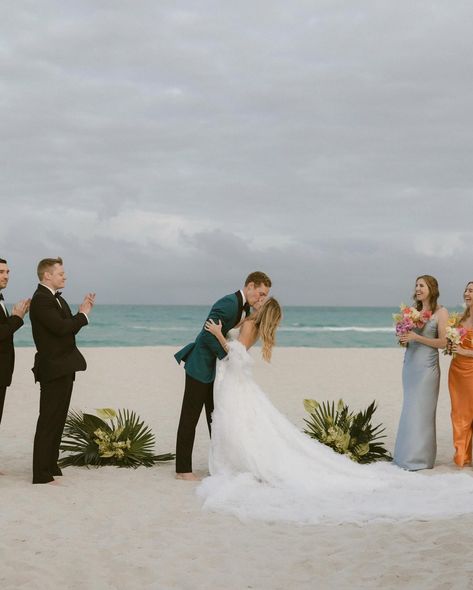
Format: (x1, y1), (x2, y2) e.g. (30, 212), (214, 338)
(197, 340), (473, 524)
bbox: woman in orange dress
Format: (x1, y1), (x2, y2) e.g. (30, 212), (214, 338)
(449, 281), (473, 467)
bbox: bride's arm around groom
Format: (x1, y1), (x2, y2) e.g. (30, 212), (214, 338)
(175, 292), (243, 382)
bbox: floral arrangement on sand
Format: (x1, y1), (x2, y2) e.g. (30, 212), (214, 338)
(59, 408), (174, 468)
(303, 399), (392, 464)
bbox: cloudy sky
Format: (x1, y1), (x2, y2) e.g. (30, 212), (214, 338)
(1, 1), (472, 305)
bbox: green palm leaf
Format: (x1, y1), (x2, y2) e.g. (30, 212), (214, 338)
(303, 398), (392, 464)
(59, 408), (175, 469)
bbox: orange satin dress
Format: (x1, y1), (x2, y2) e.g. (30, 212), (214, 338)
(449, 329), (473, 467)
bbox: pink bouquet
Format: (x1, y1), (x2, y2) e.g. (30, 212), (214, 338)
(393, 304), (432, 347)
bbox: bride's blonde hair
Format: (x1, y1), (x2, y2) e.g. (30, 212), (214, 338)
(248, 297), (282, 361)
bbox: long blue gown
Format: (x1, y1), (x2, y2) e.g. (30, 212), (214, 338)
(393, 319), (440, 470)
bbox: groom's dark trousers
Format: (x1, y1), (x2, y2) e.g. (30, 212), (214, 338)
(0, 301), (23, 424)
(30, 284), (88, 484)
(175, 375), (214, 473)
(174, 291), (246, 473)
(0, 386), (6, 424)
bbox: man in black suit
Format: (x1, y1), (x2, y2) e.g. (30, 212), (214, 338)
(0, 257), (30, 426)
(30, 257), (95, 484)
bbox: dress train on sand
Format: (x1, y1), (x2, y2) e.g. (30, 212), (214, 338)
(197, 341), (473, 524)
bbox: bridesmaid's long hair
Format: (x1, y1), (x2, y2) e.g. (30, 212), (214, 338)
(460, 282), (473, 324)
(413, 275), (439, 312)
(248, 297), (282, 362)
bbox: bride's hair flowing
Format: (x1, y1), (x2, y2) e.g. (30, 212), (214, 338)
(249, 297), (282, 361)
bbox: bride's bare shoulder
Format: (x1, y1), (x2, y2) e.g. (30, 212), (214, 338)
(238, 319), (258, 349)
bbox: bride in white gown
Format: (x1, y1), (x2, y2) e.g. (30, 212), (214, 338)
(197, 298), (473, 525)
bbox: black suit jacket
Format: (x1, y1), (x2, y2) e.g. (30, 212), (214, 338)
(30, 284), (88, 383)
(0, 301), (23, 387)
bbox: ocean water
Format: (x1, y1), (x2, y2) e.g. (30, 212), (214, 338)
(13, 305), (406, 348)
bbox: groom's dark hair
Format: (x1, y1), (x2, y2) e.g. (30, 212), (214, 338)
(0, 258), (7, 264)
(245, 271), (272, 287)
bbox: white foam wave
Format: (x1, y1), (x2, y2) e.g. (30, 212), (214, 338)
(130, 326), (190, 331)
(279, 326), (393, 333)
(131, 325), (393, 334)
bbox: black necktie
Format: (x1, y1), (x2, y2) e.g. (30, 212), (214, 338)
(243, 302), (251, 316)
(0, 293), (4, 301)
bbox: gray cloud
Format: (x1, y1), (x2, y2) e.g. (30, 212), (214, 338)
(1, 1), (472, 306)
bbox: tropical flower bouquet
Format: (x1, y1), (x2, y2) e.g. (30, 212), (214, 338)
(303, 398), (392, 464)
(393, 304), (432, 346)
(59, 408), (175, 468)
(444, 312), (467, 358)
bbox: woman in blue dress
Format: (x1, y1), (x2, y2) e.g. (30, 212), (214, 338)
(393, 275), (448, 470)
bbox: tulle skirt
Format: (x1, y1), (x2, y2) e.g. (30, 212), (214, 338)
(197, 341), (473, 525)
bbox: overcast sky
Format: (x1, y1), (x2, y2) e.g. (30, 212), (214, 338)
(1, 1), (472, 305)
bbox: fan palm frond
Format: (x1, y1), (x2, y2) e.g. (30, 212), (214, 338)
(59, 408), (175, 469)
(303, 398), (391, 464)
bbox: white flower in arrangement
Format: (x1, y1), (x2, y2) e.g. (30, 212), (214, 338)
(444, 314), (467, 358)
(94, 428), (110, 442)
(445, 326), (464, 345)
(96, 408), (118, 420)
(356, 442), (370, 457)
(113, 426), (125, 439)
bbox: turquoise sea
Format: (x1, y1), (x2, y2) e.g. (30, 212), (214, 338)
(12, 305), (413, 348)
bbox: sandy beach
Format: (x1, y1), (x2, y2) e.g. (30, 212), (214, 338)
(1, 346), (473, 590)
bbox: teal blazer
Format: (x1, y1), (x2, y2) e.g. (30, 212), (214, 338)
(174, 291), (244, 383)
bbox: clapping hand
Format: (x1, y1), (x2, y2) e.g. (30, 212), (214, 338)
(12, 298), (31, 319)
(79, 292), (96, 315)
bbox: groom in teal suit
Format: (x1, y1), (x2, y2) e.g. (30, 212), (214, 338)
(174, 271), (272, 480)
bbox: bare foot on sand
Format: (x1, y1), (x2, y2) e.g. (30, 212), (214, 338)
(175, 472), (201, 481)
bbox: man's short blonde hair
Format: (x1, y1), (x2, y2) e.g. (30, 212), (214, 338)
(37, 257), (63, 280)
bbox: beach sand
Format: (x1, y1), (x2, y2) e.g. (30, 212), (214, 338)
(1, 347), (473, 590)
